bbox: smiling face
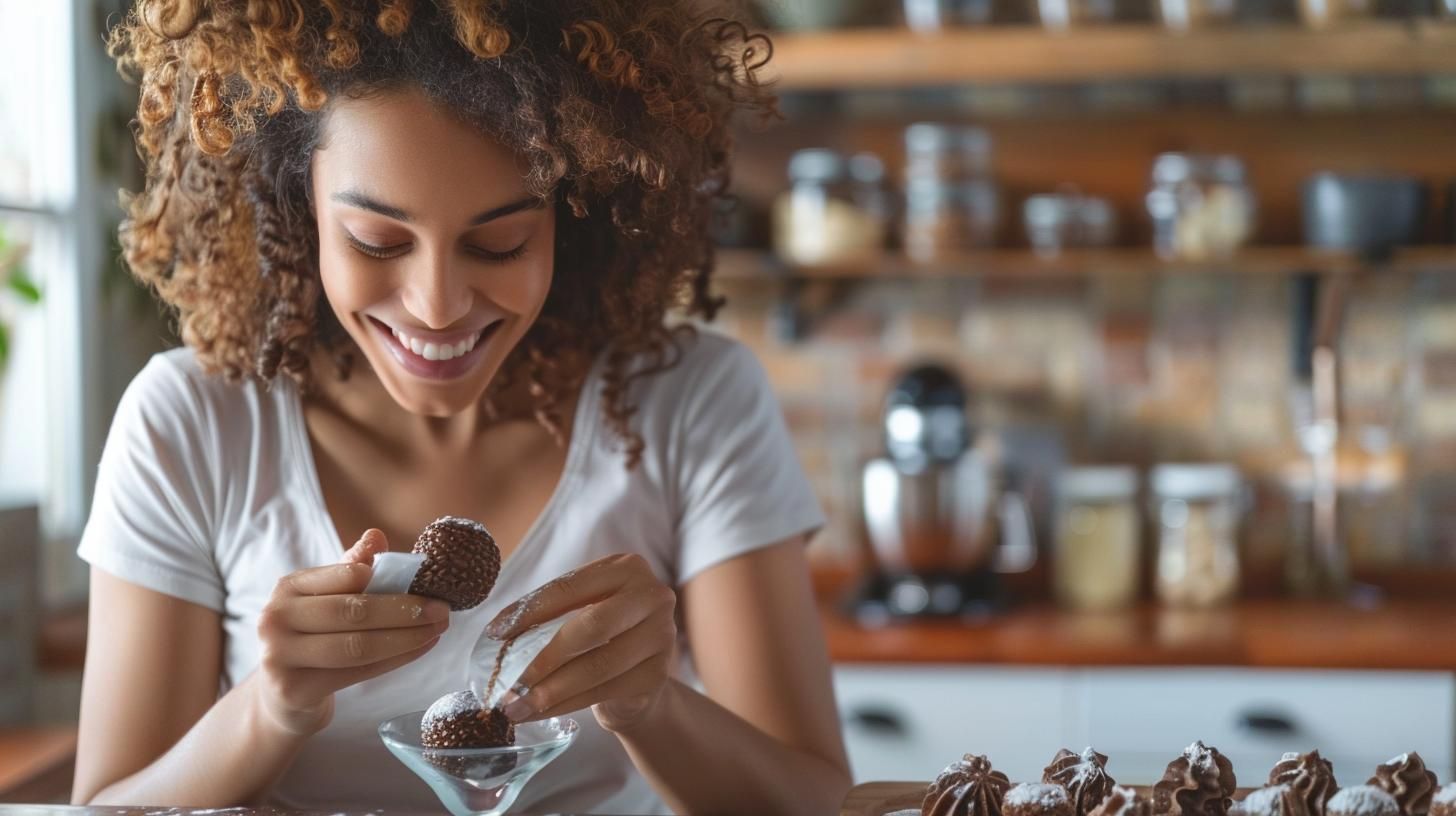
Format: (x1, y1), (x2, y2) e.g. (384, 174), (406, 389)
(310, 88), (555, 417)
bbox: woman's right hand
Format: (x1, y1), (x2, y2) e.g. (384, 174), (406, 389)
(252, 529), (451, 735)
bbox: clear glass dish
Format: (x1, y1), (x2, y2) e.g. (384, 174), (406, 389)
(379, 711), (579, 816)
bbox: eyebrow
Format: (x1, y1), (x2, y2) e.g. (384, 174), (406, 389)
(331, 190), (544, 225)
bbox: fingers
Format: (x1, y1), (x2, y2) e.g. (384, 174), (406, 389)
(265, 619), (449, 671)
(341, 528), (390, 566)
(276, 593), (451, 634)
(513, 586), (672, 692)
(506, 611), (673, 722)
(525, 651), (673, 722)
(275, 562), (375, 599)
(487, 554), (648, 639)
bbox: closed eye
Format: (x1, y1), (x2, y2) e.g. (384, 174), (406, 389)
(466, 242), (528, 263)
(345, 232), (409, 260)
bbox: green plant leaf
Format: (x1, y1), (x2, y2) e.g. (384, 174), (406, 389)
(6, 265), (41, 304)
(0, 321), (9, 371)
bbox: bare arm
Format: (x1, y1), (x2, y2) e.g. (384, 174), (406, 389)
(73, 531), (449, 807)
(611, 538), (852, 815)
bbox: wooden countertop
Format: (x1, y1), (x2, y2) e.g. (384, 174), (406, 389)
(821, 598), (1456, 670)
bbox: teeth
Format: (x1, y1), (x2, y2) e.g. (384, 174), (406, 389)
(389, 324), (486, 363)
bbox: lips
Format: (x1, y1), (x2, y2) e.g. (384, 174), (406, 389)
(369, 316), (501, 381)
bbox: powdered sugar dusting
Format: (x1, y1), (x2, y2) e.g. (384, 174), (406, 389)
(1434, 784), (1456, 807)
(433, 515), (491, 537)
(1329, 786), (1399, 816)
(1008, 783), (1071, 810)
(423, 690), (480, 726)
(1236, 785), (1288, 816)
(887, 810), (921, 816)
(1186, 741), (1217, 774)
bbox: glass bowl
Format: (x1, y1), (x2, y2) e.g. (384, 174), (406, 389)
(379, 711), (579, 816)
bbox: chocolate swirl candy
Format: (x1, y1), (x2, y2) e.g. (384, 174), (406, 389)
(409, 516), (501, 611)
(1369, 752), (1440, 816)
(1154, 741), (1238, 816)
(1044, 747), (1119, 816)
(1091, 787), (1153, 816)
(924, 754), (1014, 816)
(1269, 751), (1339, 816)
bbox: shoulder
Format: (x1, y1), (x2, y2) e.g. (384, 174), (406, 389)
(625, 326), (766, 404)
(116, 346), (294, 444)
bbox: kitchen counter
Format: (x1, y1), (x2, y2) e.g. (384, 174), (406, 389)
(820, 597), (1456, 670)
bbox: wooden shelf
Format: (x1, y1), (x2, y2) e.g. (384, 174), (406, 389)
(715, 247), (1456, 280)
(759, 22), (1456, 89)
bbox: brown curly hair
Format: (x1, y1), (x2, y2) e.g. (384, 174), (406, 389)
(109, 0), (776, 466)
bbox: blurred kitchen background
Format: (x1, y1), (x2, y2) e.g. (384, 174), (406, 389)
(2, 0), (1456, 804)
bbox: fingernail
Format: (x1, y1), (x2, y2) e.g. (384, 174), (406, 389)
(502, 695), (534, 723)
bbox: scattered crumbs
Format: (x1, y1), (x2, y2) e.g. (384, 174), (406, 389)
(1008, 783), (1072, 809)
(1329, 785), (1399, 816)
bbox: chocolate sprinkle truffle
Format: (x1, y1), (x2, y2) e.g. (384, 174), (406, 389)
(1269, 751), (1338, 816)
(1370, 753), (1440, 816)
(1329, 787), (1401, 816)
(924, 754), (1013, 816)
(1005, 784), (1075, 816)
(1091, 787), (1153, 816)
(1155, 741), (1238, 816)
(1429, 784), (1455, 816)
(409, 516), (501, 611)
(420, 690), (517, 777)
(1045, 747), (1118, 816)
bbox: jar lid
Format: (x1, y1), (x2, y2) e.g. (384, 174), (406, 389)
(847, 152), (886, 184)
(1150, 463), (1242, 499)
(905, 123), (992, 162)
(787, 148), (847, 183)
(1058, 465), (1139, 501)
(1151, 152), (1247, 186)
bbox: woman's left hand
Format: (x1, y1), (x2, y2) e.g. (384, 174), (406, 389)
(483, 553), (678, 732)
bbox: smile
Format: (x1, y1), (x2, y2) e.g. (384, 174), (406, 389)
(368, 316), (502, 381)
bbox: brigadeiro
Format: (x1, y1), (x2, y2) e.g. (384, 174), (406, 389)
(1269, 751), (1338, 816)
(1005, 783), (1075, 816)
(923, 754), (1013, 816)
(420, 690), (517, 776)
(1428, 784), (1455, 816)
(1369, 753), (1440, 816)
(1044, 747), (1118, 816)
(1328, 787), (1401, 816)
(1154, 741), (1238, 816)
(409, 516), (501, 611)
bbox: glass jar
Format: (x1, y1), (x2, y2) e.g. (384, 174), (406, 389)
(1145, 153), (1256, 261)
(1055, 466), (1142, 611)
(1151, 464), (1244, 607)
(1035, 0), (1118, 28)
(772, 148), (890, 266)
(1023, 191), (1118, 257)
(901, 123), (1001, 263)
(904, 0), (997, 28)
(1156, 0), (1238, 28)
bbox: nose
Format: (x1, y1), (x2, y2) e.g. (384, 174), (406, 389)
(399, 247), (473, 330)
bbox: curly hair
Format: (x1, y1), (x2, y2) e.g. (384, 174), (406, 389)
(109, 0), (776, 466)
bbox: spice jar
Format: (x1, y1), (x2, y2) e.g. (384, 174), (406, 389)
(1145, 153), (1256, 261)
(1035, 0), (1118, 28)
(901, 123), (1001, 262)
(1156, 0), (1238, 28)
(1054, 466), (1141, 611)
(1023, 190), (1118, 257)
(1151, 464), (1244, 607)
(772, 148), (890, 266)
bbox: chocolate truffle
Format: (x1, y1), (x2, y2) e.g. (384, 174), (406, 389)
(1269, 751), (1338, 816)
(1429, 784), (1455, 816)
(420, 690), (516, 777)
(1044, 747), (1118, 816)
(1154, 741), (1238, 816)
(1233, 785), (1312, 816)
(1090, 787), (1153, 816)
(1329, 787), (1401, 816)
(409, 516), (501, 611)
(1369, 753), (1440, 816)
(923, 754), (1013, 816)
(1005, 783), (1075, 816)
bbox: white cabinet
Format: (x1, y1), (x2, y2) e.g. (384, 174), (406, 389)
(833, 664), (1456, 787)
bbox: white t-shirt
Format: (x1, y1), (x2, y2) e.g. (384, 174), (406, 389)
(77, 328), (825, 815)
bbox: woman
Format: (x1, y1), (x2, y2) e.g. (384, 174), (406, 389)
(72, 2), (851, 814)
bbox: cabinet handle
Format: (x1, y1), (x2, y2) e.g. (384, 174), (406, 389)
(845, 705), (910, 737)
(1237, 709), (1299, 736)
